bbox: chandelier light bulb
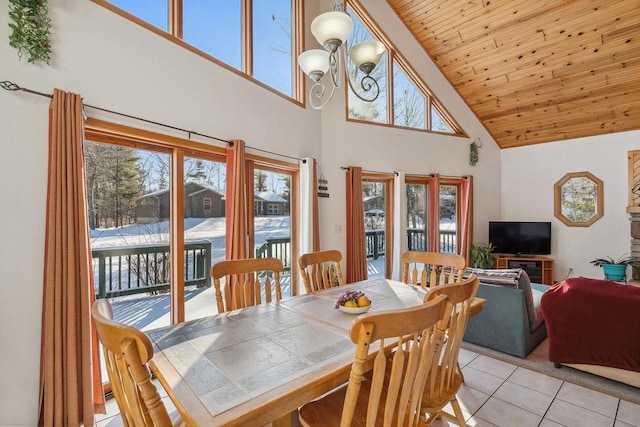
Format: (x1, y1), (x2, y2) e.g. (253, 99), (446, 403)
(349, 40), (385, 74)
(298, 49), (330, 81)
(311, 11), (353, 52)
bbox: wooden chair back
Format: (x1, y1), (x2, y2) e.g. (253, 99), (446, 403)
(92, 299), (174, 427)
(210, 257), (284, 313)
(298, 250), (344, 293)
(299, 294), (450, 426)
(401, 251), (466, 289)
(421, 273), (480, 426)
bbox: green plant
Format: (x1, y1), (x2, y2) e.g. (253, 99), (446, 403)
(469, 140), (479, 166)
(589, 254), (640, 267)
(471, 242), (495, 268)
(8, 0), (52, 64)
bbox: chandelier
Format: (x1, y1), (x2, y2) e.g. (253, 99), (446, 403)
(297, 0), (385, 110)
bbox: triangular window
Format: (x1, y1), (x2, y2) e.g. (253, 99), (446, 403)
(346, 2), (464, 136)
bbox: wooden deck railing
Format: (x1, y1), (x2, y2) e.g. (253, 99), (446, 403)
(255, 236), (291, 274)
(407, 229), (456, 253)
(92, 229), (455, 299)
(93, 240), (211, 299)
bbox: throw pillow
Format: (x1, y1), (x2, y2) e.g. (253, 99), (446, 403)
(463, 267), (521, 288)
(464, 267), (538, 326)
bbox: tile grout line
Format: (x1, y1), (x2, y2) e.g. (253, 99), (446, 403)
(536, 378), (565, 427)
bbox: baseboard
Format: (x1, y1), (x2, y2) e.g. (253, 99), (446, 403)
(561, 363), (640, 388)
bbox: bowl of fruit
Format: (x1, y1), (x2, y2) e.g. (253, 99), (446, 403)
(335, 289), (371, 314)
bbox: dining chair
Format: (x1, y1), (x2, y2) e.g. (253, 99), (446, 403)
(420, 273), (480, 426)
(91, 299), (183, 427)
(298, 293), (450, 426)
(210, 257), (284, 313)
(401, 251), (466, 289)
(298, 249), (344, 293)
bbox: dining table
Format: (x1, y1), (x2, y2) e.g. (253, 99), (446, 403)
(147, 277), (486, 427)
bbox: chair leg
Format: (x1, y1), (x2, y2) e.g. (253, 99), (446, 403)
(450, 397), (467, 426)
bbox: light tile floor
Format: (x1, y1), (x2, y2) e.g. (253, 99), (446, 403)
(95, 347), (640, 427)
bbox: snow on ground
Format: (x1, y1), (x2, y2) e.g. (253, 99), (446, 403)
(90, 216), (292, 265)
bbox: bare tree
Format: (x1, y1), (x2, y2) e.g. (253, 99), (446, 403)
(255, 170), (268, 191)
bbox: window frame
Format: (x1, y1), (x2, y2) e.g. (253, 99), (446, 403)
(405, 175), (466, 255)
(362, 172), (395, 279)
(346, 0), (466, 137)
(84, 118), (300, 321)
(91, 0), (305, 106)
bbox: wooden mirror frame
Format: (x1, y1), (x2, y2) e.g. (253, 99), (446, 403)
(554, 171), (603, 227)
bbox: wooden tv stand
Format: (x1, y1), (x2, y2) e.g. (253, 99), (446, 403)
(494, 255), (554, 285)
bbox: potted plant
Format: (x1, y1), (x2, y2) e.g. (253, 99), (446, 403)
(589, 254), (640, 281)
(471, 243), (495, 269)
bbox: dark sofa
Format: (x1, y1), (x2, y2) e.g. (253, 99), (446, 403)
(462, 268), (551, 358)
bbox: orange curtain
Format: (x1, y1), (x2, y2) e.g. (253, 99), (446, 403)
(39, 89), (104, 427)
(225, 139), (249, 308)
(459, 176), (474, 265)
(346, 167), (367, 283)
(427, 173), (441, 252)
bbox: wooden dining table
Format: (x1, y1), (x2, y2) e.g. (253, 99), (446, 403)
(148, 277), (486, 427)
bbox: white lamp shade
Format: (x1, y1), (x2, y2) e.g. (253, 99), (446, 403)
(349, 40), (385, 67)
(298, 49), (330, 76)
(311, 11), (353, 45)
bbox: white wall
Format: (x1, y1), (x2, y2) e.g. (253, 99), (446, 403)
(501, 130), (640, 281)
(0, 0), (498, 424)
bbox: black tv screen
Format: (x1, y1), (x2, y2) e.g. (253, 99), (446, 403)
(489, 221), (551, 255)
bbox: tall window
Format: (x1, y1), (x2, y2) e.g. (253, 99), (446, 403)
(406, 177), (465, 255)
(346, 2), (464, 136)
(253, 165), (296, 298)
(96, 0), (301, 101)
(362, 174), (394, 279)
(84, 120), (298, 330)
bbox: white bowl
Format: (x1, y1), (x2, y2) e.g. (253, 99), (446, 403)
(338, 304), (371, 314)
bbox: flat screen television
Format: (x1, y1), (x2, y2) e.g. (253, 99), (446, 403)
(488, 221), (551, 256)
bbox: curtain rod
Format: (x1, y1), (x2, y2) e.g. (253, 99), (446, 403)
(405, 173), (469, 179)
(1, 80), (305, 163)
(340, 167), (467, 179)
(340, 166), (398, 175)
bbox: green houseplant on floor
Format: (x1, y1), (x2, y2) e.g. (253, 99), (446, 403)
(589, 254), (640, 281)
(471, 243), (495, 269)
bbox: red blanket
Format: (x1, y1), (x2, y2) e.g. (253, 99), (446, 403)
(541, 277), (640, 372)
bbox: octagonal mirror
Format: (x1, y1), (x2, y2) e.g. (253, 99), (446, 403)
(554, 171), (603, 227)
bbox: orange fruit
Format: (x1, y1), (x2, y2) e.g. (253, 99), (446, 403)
(356, 296), (371, 307)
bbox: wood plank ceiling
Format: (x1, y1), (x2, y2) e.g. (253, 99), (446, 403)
(386, 0), (640, 148)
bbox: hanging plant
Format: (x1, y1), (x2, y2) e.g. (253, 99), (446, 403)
(8, 0), (52, 64)
(469, 140), (479, 166)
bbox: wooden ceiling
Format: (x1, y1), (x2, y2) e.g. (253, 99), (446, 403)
(386, 0), (640, 148)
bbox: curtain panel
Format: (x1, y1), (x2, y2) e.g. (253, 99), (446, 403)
(225, 139), (249, 309)
(39, 89), (103, 427)
(459, 176), (474, 265)
(427, 174), (441, 252)
(391, 172), (407, 281)
(299, 158), (319, 258)
(345, 167), (367, 283)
